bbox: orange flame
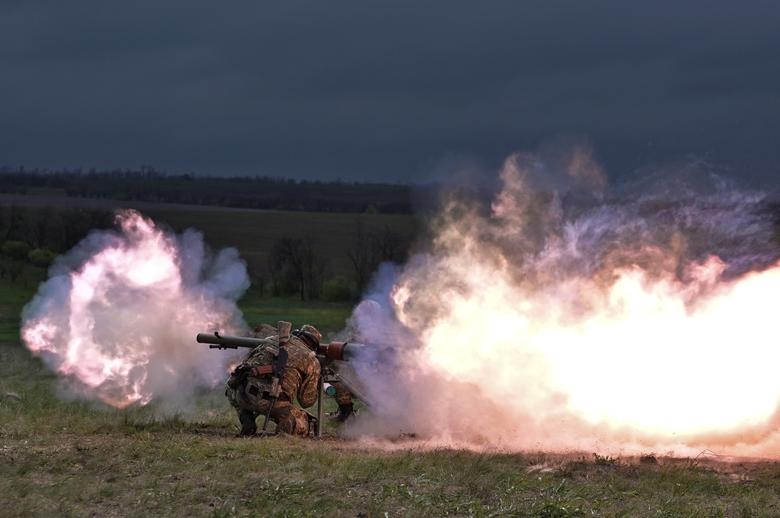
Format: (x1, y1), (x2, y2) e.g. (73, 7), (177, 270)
(354, 154), (780, 456)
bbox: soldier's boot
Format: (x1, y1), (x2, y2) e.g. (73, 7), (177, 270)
(238, 410), (258, 436)
(333, 403), (355, 422)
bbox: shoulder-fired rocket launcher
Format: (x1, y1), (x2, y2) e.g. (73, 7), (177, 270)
(195, 331), (366, 361)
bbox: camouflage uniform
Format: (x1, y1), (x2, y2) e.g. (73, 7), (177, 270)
(330, 381), (354, 421)
(332, 381), (353, 407)
(225, 329), (321, 436)
(327, 299), (386, 422)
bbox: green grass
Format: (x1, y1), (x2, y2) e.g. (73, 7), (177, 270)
(2, 341), (780, 517)
(238, 289), (352, 338)
(0, 271), (42, 342)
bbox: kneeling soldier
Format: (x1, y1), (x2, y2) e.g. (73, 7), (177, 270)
(225, 322), (322, 436)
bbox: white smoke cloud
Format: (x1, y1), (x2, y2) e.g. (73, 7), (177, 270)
(344, 152), (780, 456)
(21, 210), (249, 410)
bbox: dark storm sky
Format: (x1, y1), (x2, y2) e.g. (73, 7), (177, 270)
(1, 1), (779, 185)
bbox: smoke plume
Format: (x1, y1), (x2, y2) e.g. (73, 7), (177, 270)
(346, 151), (780, 456)
(21, 210), (249, 410)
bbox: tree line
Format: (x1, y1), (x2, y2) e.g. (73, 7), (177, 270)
(0, 167), (413, 214)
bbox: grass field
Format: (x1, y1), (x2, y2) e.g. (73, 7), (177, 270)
(3, 339), (780, 517)
(239, 288), (353, 337)
(0, 281), (31, 342)
(3, 277), (780, 516)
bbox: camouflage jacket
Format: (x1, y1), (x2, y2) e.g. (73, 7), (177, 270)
(230, 331), (321, 409)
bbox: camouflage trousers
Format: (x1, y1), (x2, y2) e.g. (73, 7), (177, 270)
(332, 381), (353, 407)
(226, 386), (311, 436)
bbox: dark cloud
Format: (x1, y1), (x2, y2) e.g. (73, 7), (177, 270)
(1, 1), (778, 187)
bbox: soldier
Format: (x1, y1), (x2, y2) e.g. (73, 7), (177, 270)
(225, 322), (322, 436)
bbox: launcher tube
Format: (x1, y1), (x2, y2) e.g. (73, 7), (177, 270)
(196, 332), (274, 349)
(317, 341), (367, 361)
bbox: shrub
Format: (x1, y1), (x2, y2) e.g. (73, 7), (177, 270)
(28, 248), (57, 268)
(1, 240), (31, 260)
(321, 277), (353, 302)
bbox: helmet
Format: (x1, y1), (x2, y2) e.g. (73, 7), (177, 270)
(298, 324), (322, 349)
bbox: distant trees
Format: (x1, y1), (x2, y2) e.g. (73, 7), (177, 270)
(347, 222), (408, 294)
(265, 222), (412, 301)
(0, 195), (420, 301)
(0, 205), (111, 254)
(268, 237), (328, 300)
(0, 167), (413, 214)
(0, 205), (112, 285)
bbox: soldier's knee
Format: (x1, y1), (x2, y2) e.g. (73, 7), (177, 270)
(333, 382), (353, 406)
(276, 413), (308, 436)
(334, 393), (353, 406)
